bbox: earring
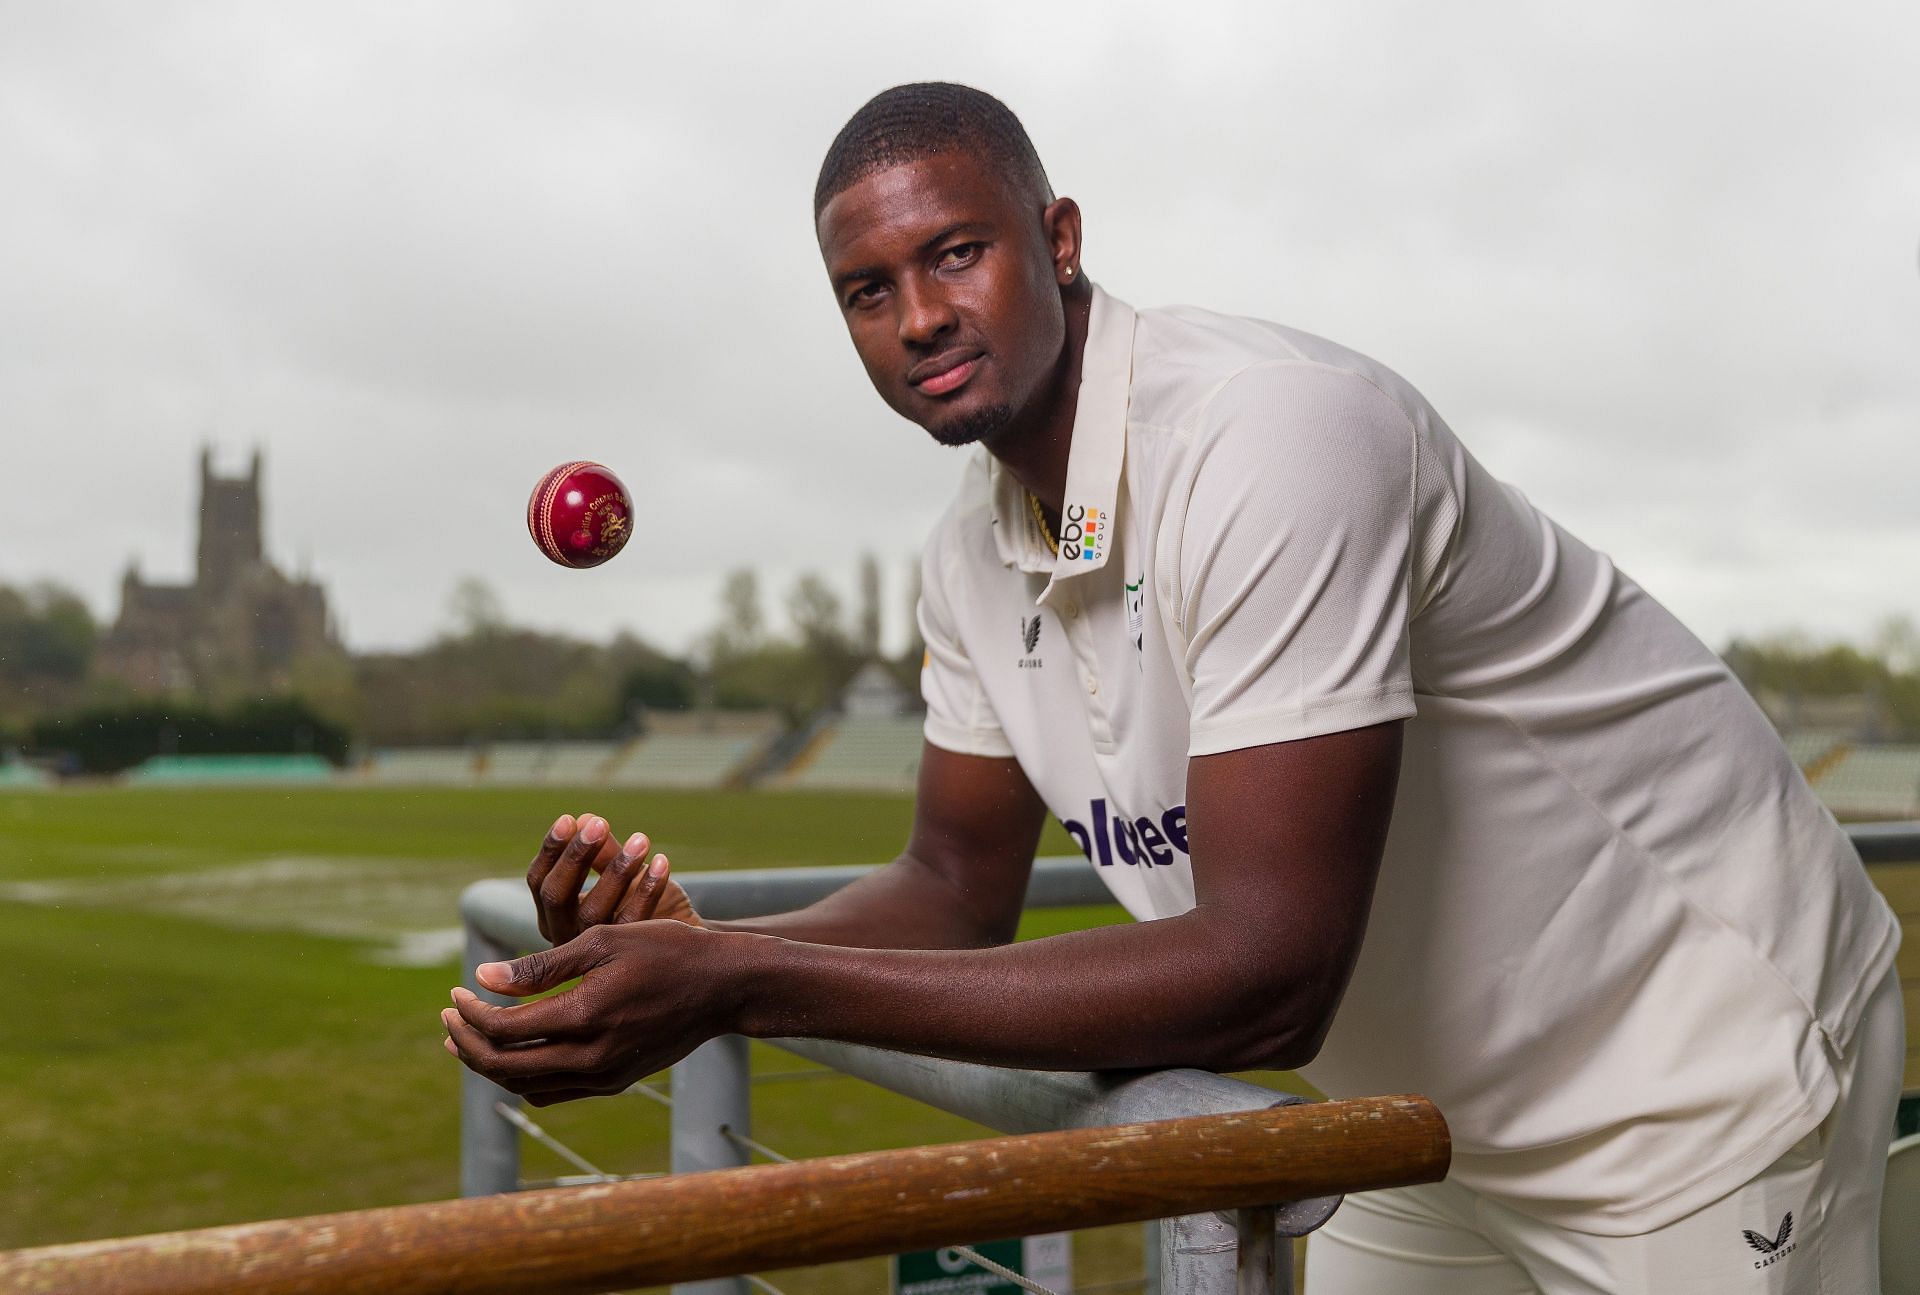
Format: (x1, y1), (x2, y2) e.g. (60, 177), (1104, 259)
(1064, 265), (1075, 279)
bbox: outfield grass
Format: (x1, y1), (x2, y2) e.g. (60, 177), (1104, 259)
(16, 785), (1898, 1292)
(1, 784), (1168, 1291)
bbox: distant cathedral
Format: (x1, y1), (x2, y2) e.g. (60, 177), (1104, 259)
(99, 449), (340, 695)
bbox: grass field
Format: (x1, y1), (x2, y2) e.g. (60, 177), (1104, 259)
(5, 785), (1912, 1293)
(0, 784), (1166, 1292)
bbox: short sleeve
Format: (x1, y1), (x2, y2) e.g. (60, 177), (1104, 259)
(1169, 363), (1421, 757)
(917, 528), (1017, 759)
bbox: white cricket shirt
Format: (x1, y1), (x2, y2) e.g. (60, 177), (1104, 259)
(918, 285), (1900, 1233)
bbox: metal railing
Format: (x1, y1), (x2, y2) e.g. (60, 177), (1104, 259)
(462, 858), (1367, 1294)
(460, 821), (1920, 1294)
(1846, 819), (1920, 863)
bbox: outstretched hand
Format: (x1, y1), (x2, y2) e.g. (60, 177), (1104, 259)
(443, 920), (732, 1105)
(527, 813), (701, 945)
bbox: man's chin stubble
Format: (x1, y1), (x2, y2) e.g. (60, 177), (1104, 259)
(926, 402), (1016, 449)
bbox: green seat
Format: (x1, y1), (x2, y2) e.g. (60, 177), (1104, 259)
(127, 754), (335, 784)
(0, 763), (48, 787)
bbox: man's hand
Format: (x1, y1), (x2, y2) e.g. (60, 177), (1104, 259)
(527, 813), (701, 945)
(451, 724), (1400, 1083)
(442, 921), (734, 1105)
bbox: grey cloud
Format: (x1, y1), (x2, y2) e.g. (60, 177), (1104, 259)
(2, 0), (1914, 656)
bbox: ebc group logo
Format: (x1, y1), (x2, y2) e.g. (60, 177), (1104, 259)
(1062, 797), (1187, 867)
(1059, 504), (1105, 562)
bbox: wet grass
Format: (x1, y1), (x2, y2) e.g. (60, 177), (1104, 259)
(1, 784), (1162, 1291)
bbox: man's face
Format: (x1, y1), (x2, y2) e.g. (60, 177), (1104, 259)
(817, 151), (1066, 448)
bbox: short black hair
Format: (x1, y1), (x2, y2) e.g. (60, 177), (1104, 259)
(814, 82), (1053, 219)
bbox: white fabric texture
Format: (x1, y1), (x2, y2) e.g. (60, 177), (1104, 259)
(1305, 968), (1905, 1292)
(916, 284), (1901, 1233)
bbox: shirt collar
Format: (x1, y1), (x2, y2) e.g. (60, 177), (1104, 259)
(988, 283), (1137, 579)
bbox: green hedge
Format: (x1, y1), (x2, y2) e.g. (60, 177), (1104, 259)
(29, 698), (351, 775)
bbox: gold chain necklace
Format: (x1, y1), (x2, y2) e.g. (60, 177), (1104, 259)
(1026, 492), (1059, 556)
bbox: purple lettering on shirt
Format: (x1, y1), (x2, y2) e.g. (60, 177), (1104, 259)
(1161, 805), (1189, 854)
(1135, 816), (1174, 866)
(1090, 798), (1114, 867)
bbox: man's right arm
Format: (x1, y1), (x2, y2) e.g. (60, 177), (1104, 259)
(707, 741), (1050, 951)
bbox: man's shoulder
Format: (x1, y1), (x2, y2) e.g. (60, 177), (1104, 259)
(1128, 302), (1429, 436)
(922, 451), (998, 563)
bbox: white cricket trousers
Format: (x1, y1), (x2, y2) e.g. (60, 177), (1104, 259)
(1306, 968), (1905, 1294)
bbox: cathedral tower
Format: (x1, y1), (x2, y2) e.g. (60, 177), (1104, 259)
(195, 447), (264, 601)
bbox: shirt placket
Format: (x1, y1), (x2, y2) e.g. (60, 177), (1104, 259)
(1041, 570), (1116, 755)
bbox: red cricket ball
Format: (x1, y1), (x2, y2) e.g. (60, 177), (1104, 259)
(527, 461), (634, 569)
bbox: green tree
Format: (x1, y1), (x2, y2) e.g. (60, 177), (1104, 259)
(1723, 630), (1920, 739)
(446, 576), (508, 638)
(857, 552), (883, 658)
(895, 552), (926, 690)
(787, 573), (847, 653)
(715, 569), (765, 655)
(0, 583), (95, 682)
(0, 582), (98, 728)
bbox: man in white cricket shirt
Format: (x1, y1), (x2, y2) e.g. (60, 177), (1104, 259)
(445, 83), (1905, 1293)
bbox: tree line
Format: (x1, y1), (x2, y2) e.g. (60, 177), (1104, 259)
(0, 557), (924, 770)
(6, 570), (1913, 773)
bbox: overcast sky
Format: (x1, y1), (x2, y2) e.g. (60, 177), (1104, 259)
(2, 0), (1915, 658)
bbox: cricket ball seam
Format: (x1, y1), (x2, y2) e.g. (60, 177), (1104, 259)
(539, 461), (591, 566)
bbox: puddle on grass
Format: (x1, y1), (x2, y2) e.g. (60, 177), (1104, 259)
(366, 927), (466, 967)
(0, 855), (482, 967)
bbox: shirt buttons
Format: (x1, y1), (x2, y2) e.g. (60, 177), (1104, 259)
(1084, 673), (1100, 695)
(1063, 601), (1080, 620)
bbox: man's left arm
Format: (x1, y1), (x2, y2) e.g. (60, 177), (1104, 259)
(446, 721), (1399, 1097)
(733, 720), (1401, 1071)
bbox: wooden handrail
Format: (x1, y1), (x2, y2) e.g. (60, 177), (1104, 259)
(0, 1095), (1448, 1295)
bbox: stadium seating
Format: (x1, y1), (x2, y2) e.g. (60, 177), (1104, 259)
(1811, 746), (1920, 820)
(0, 761), (50, 788)
(597, 713), (777, 789)
(1783, 728), (1854, 773)
(363, 748), (482, 783)
(781, 715), (924, 792)
(126, 754), (336, 784)
(540, 741), (623, 784)
(478, 742), (551, 783)
(356, 717), (781, 789)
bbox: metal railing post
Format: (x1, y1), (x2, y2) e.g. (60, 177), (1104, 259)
(671, 1034), (752, 1295)
(1234, 1207), (1281, 1294)
(459, 920), (522, 1198)
(1158, 1210), (1292, 1295)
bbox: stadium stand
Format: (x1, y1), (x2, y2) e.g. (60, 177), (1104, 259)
(126, 754), (335, 784)
(540, 741), (623, 784)
(357, 717), (781, 789)
(1812, 745), (1920, 820)
(0, 761), (50, 788)
(604, 713), (781, 790)
(363, 748), (482, 784)
(478, 742), (550, 784)
(1783, 728), (1854, 774)
(781, 715), (925, 792)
